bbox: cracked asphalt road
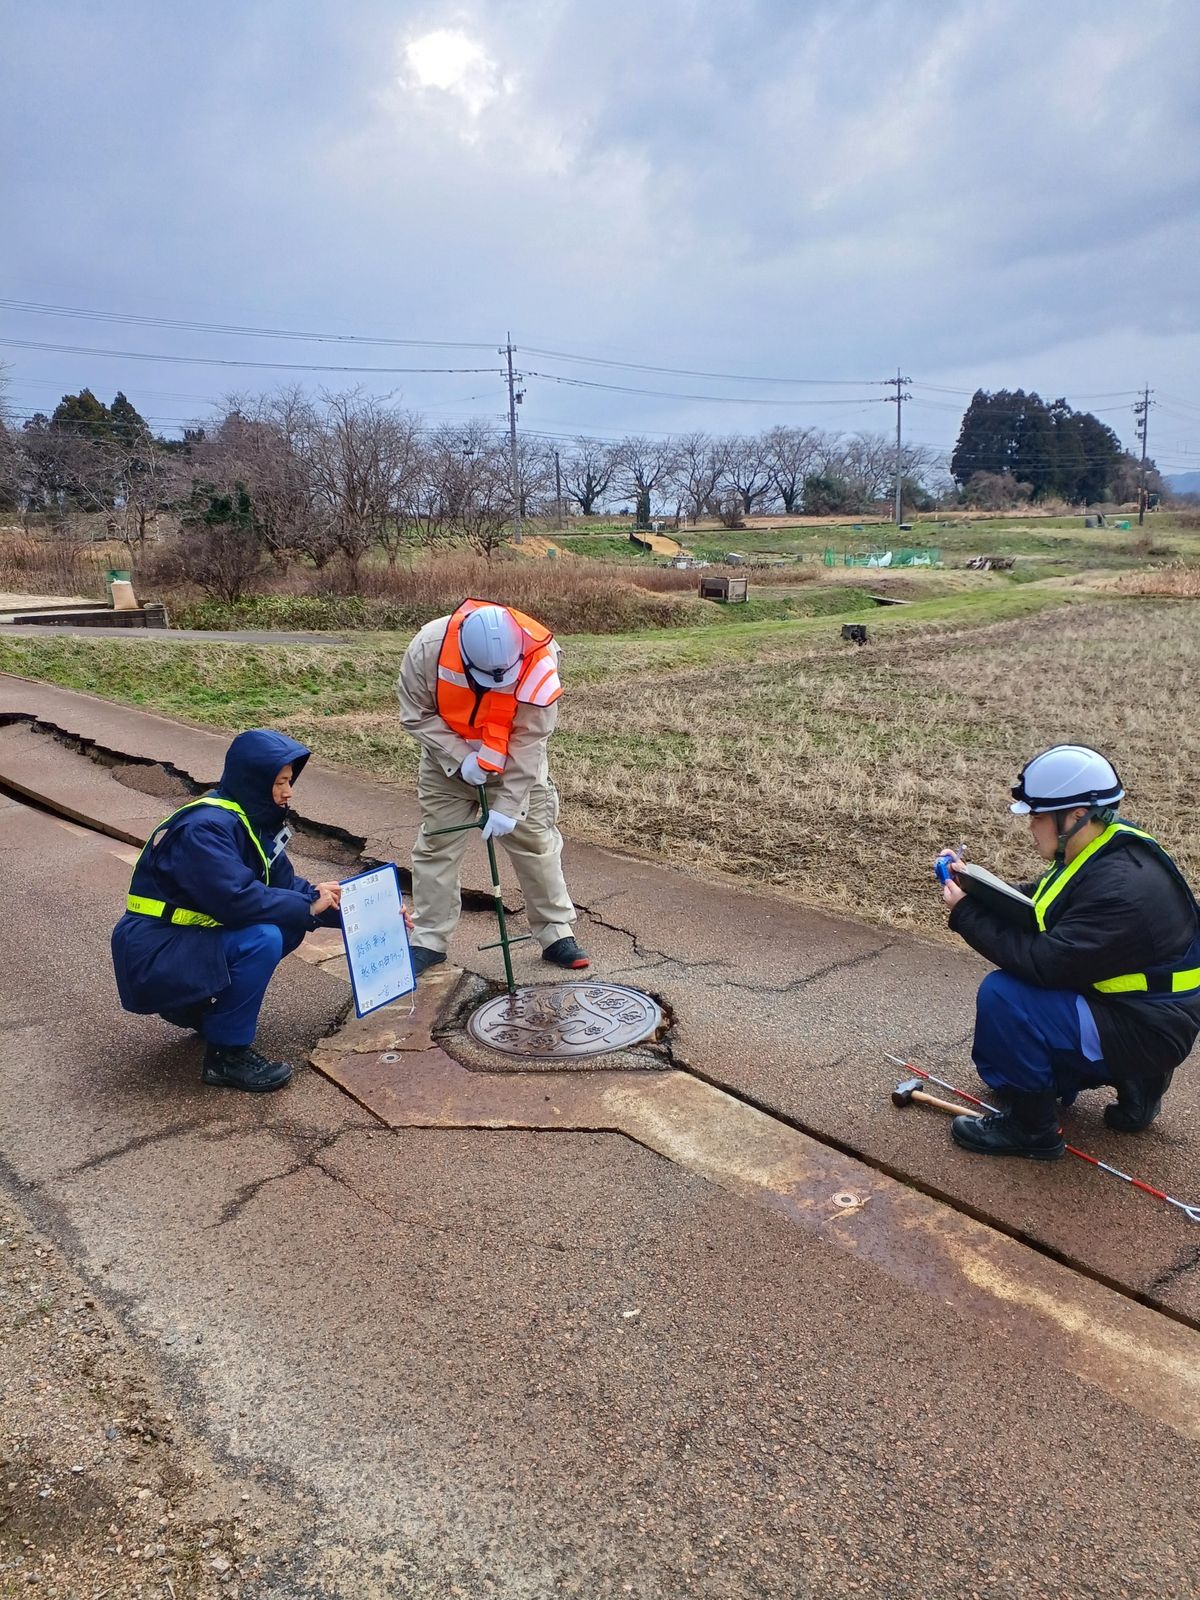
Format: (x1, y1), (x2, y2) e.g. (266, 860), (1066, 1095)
(5, 791), (1200, 1595)
(2, 679), (1200, 1317)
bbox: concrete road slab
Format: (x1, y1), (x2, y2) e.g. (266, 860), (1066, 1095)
(4, 799), (1200, 1596)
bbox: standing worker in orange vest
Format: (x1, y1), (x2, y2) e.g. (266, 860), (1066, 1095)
(397, 599), (589, 979)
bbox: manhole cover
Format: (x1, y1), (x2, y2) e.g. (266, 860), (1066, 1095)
(468, 982), (663, 1060)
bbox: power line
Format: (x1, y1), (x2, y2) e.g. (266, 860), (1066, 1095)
(0, 336), (504, 376)
(0, 297), (497, 353)
(519, 344), (883, 387)
(523, 369), (890, 408)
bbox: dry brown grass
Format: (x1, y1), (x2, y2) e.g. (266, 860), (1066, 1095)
(547, 600), (1200, 935)
(1107, 564), (1200, 597)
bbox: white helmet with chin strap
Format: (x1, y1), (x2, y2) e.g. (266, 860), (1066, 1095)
(460, 605), (524, 691)
(1009, 745), (1124, 815)
(1010, 745), (1124, 858)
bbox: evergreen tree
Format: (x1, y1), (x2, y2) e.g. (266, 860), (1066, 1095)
(109, 391), (151, 447)
(1010, 392), (1056, 498)
(1049, 401), (1086, 500)
(50, 388), (112, 437)
(951, 390), (1017, 484)
(1075, 413), (1122, 504)
(952, 389), (1124, 503)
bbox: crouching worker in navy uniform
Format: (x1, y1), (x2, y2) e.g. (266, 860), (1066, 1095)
(112, 729), (343, 1093)
(940, 745), (1200, 1158)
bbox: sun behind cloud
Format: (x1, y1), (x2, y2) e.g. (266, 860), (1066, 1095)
(402, 27), (504, 117)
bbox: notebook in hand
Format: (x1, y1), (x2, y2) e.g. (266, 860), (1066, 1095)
(954, 862), (1037, 928)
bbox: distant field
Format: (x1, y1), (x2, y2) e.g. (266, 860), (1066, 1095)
(5, 508), (1199, 935)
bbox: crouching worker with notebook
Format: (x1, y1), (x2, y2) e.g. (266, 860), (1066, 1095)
(939, 744), (1200, 1158)
(112, 730), (343, 1094)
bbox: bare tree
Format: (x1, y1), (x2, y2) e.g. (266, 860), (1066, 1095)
(671, 432), (728, 520)
(0, 366), (30, 517)
(720, 434), (776, 515)
(561, 437), (618, 516)
(304, 390), (420, 588)
(764, 426), (820, 514)
(401, 422), (515, 556)
(110, 439), (190, 551)
(514, 434), (556, 519)
(178, 483), (267, 604)
(841, 432), (896, 506)
(615, 436), (679, 529)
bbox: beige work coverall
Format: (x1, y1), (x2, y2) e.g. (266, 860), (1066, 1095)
(397, 616), (578, 954)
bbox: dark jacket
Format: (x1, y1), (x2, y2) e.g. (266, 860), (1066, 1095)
(950, 826), (1200, 1077)
(111, 729), (339, 1015)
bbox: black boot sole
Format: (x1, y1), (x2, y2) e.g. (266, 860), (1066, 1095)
(951, 1124), (1065, 1160)
(202, 1066), (292, 1093)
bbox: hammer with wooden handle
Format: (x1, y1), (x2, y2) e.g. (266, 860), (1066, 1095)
(891, 1078), (982, 1118)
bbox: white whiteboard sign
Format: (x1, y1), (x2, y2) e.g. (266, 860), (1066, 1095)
(338, 864), (415, 1017)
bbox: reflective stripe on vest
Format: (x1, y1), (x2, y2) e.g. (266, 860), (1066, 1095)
(124, 797), (270, 927)
(1031, 822), (1200, 996)
(434, 599), (561, 773)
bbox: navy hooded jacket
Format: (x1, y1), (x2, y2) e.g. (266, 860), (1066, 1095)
(111, 729), (338, 1015)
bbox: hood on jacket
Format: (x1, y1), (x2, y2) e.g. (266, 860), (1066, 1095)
(214, 729), (311, 832)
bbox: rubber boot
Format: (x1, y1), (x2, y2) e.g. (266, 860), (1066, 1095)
(202, 1043), (293, 1093)
(1104, 1069), (1174, 1133)
(951, 1089), (1065, 1160)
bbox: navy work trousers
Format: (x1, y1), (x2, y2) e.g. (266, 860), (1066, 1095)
(202, 924), (302, 1048)
(972, 970), (1108, 1102)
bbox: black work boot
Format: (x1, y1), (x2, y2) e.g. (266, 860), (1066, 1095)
(202, 1043), (293, 1093)
(1104, 1070), (1174, 1133)
(951, 1089), (1065, 1160)
(542, 936), (590, 970)
(409, 946), (447, 980)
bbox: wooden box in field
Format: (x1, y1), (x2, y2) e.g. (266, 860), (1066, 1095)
(698, 575), (749, 603)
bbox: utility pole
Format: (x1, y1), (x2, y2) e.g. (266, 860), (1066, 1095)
(553, 447), (563, 530)
(891, 368), (911, 526)
(503, 333), (523, 545)
(1133, 384), (1153, 526)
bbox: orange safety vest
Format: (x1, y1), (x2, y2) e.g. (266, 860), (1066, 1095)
(435, 599), (562, 774)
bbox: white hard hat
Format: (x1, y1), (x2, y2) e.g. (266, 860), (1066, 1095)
(1010, 745), (1124, 815)
(460, 605), (524, 690)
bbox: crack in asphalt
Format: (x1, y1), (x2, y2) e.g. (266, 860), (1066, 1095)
(208, 1127), (354, 1227)
(575, 896), (898, 997)
(64, 1119), (230, 1175)
(4, 712), (514, 914)
(212, 1126), (645, 1260)
(1145, 1244), (1200, 1299)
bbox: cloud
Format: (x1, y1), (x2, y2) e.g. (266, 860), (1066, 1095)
(0, 0), (1198, 461)
(402, 26), (505, 117)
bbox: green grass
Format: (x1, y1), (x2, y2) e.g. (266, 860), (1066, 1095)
(554, 534), (664, 561)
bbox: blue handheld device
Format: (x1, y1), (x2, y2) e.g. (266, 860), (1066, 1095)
(935, 854), (954, 885)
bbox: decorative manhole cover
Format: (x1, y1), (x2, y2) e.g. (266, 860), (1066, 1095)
(468, 982), (663, 1059)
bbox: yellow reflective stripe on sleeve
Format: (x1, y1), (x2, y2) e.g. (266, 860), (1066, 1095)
(1174, 968), (1200, 993)
(1093, 973), (1148, 994)
(125, 894), (221, 929)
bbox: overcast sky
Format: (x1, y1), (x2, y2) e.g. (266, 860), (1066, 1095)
(2, 0), (1198, 470)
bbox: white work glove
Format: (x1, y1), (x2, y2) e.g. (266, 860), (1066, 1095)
(480, 809), (518, 842)
(459, 751), (490, 787)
